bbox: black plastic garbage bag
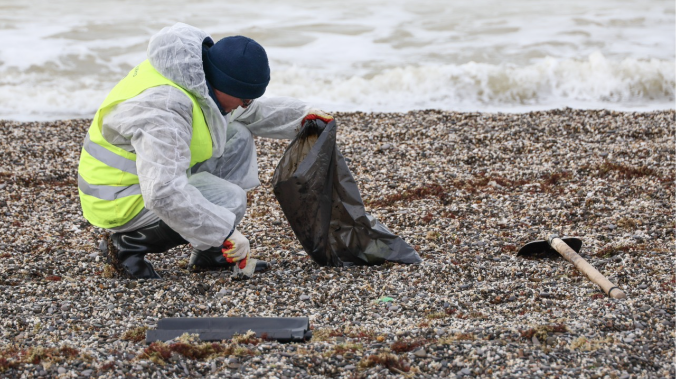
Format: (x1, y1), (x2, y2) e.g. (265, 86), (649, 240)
(272, 119), (422, 267)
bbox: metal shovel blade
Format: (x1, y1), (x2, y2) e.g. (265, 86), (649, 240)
(517, 237), (583, 258)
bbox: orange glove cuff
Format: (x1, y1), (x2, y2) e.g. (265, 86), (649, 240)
(301, 110), (334, 127)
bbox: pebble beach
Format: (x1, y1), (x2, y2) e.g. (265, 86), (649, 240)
(0, 108), (674, 378)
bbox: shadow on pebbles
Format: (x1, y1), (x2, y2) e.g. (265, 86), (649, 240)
(0, 109), (673, 378)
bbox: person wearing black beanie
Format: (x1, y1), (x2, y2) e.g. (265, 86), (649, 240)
(202, 35), (270, 114)
(79, 23), (333, 280)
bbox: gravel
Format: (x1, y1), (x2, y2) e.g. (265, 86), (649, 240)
(0, 108), (674, 378)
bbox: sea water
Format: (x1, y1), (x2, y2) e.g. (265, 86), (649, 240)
(0, 0), (673, 120)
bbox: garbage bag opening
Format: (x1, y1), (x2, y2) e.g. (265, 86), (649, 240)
(272, 119), (422, 267)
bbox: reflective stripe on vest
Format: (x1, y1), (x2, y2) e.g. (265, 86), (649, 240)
(82, 134), (137, 175)
(78, 60), (213, 228)
(78, 174), (141, 200)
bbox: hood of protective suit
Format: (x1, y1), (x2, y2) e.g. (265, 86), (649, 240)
(147, 22), (228, 157)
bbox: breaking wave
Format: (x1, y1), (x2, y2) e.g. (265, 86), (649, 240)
(269, 52), (675, 112)
(0, 52), (673, 120)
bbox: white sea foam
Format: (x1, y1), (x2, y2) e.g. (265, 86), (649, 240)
(266, 52), (675, 112)
(0, 0), (673, 120)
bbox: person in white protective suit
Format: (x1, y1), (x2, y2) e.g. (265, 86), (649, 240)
(77, 23), (334, 279)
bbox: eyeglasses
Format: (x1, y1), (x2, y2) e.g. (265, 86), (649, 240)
(240, 98), (254, 108)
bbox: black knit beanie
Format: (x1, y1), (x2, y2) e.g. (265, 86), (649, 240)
(202, 35), (270, 99)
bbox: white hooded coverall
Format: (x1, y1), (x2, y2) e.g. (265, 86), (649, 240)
(103, 23), (310, 250)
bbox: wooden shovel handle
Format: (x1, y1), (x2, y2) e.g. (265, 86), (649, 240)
(549, 237), (627, 299)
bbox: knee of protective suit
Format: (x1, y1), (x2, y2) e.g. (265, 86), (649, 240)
(188, 172), (248, 225)
(190, 120), (260, 190)
(227, 121), (254, 145)
(221, 120), (260, 191)
(229, 185), (248, 225)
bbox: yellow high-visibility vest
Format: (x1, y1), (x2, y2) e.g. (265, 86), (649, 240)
(78, 60), (213, 228)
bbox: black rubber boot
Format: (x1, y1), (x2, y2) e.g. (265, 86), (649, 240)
(189, 247), (271, 273)
(105, 220), (188, 279)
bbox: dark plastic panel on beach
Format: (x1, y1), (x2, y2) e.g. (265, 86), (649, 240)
(145, 317), (312, 343)
(271, 119), (422, 267)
